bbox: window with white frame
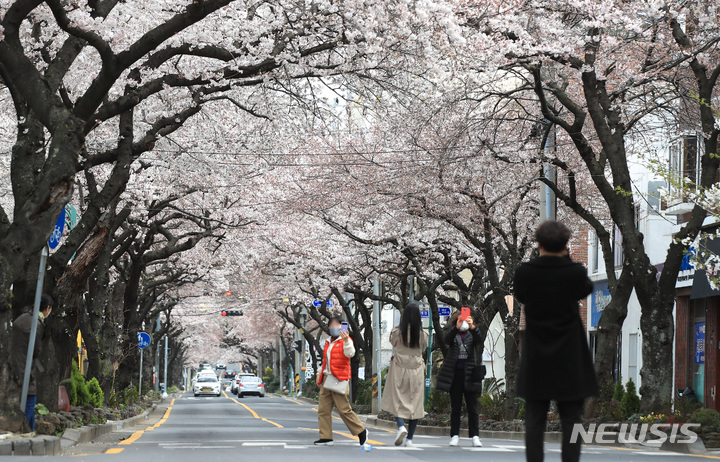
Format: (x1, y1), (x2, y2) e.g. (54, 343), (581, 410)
(668, 134), (700, 196)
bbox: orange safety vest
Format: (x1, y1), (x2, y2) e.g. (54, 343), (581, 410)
(320, 337), (352, 382)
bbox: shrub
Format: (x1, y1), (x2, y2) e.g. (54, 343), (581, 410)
(68, 360), (92, 406)
(87, 377), (104, 407)
(426, 389), (452, 414)
(515, 397), (526, 420)
(262, 367), (281, 394)
(123, 385), (140, 406)
(355, 379), (374, 406)
(479, 390), (507, 420)
(612, 381), (625, 402)
(690, 408), (720, 433)
(620, 379), (640, 419)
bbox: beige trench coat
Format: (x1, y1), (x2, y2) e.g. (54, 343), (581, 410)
(382, 327), (429, 420)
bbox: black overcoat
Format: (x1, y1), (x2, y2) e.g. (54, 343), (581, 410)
(514, 256), (599, 401)
(437, 326), (484, 393)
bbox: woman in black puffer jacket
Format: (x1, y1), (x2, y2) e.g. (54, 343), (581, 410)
(437, 310), (485, 448)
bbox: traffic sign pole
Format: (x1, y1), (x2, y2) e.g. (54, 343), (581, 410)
(425, 308), (433, 406)
(20, 245), (49, 413)
(136, 332), (150, 395)
(139, 348), (144, 394)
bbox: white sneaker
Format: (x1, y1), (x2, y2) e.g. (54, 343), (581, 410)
(472, 436), (483, 447)
(404, 439), (414, 448)
(395, 426), (407, 446)
(449, 435), (459, 447)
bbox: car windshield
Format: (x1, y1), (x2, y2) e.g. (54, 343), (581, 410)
(242, 377), (260, 383)
(198, 377), (218, 383)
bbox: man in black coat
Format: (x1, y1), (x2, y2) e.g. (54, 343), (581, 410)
(514, 221), (598, 462)
(12, 294), (53, 432)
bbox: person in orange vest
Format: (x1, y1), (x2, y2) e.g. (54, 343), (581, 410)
(314, 316), (368, 446)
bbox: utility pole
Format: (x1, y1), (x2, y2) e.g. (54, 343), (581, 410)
(154, 318), (161, 392)
(372, 275), (382, 413)
(162, 335), (169, 397)
(540, 122), (557, 221)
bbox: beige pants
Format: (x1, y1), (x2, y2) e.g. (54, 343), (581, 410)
(318, 384), (364, 439)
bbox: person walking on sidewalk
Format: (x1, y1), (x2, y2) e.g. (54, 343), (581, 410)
(383, 301), (429, 447)
(12, 294), (53, 432)
(437, 309), (485, 448)
(314, 316), (369, 447)
(514, 220), (598, 462)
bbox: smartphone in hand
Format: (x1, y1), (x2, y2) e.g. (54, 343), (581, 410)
(341, 321), (349, 333)
(460, 307), (471, 321)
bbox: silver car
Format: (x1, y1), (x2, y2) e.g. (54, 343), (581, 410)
(236, 376), (265, 398)
(193, 375), (221, 397)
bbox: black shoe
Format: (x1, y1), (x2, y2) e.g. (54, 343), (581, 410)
(358, 429), (368, 446)
(314, 439), (334, 446)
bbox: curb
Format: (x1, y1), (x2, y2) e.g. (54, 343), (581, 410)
(0, 436), (62, 456)
(60, 403), (161, 449)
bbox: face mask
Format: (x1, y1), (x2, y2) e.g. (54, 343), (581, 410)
(459, 321), (470, 332)
(329, 327), (341, 337)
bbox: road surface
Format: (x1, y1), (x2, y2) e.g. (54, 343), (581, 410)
(29, 392), (716, 461)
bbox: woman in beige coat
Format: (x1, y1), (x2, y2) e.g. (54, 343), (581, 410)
(382, 301), (429, 447)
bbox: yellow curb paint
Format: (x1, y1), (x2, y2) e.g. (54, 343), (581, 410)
(170, 398), (176, 405)
(118, 430), (144, 445)
(118, 406), (173, 445)
(105, 448), (124, 454)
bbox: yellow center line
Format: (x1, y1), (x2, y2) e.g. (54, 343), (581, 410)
(225, 392), (284, 428)
(284, 398), (305, 405)
(105, 448), (124, 454)
(262, 418), (284, 428)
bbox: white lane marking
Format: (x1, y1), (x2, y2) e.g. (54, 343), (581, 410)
(164, 446), (236, 449)
(462, 447), (515, 452)
(243, 442), (287, 447)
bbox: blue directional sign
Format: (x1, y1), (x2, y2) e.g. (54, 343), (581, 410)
(439, 307), (451, 316)
(48, 208), (66, 249)
(137, 332), (151, 349)
(420, 310), (430, 318)
(313, 299), (334, 308)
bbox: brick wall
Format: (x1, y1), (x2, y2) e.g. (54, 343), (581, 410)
(570, 228), (590, 332)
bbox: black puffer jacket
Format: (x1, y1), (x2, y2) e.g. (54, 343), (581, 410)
(437, 326), (484, 393)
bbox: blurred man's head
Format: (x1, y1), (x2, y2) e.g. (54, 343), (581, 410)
(535, 221), (571, 255)
(40, 294), (54, 317)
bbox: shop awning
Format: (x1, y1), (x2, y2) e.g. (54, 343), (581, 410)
(690, 237), (720, 300)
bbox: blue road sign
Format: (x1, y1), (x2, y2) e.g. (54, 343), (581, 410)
(313, 299), (334, 308)
(327, 299), (334, 308)
(420, 310), (430, 318)
(137, 332), (151, 349)
(48, 208), (66, 249)
(439, 307), (451, 316)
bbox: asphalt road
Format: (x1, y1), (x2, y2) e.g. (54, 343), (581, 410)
(16, 392), (716, 461)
